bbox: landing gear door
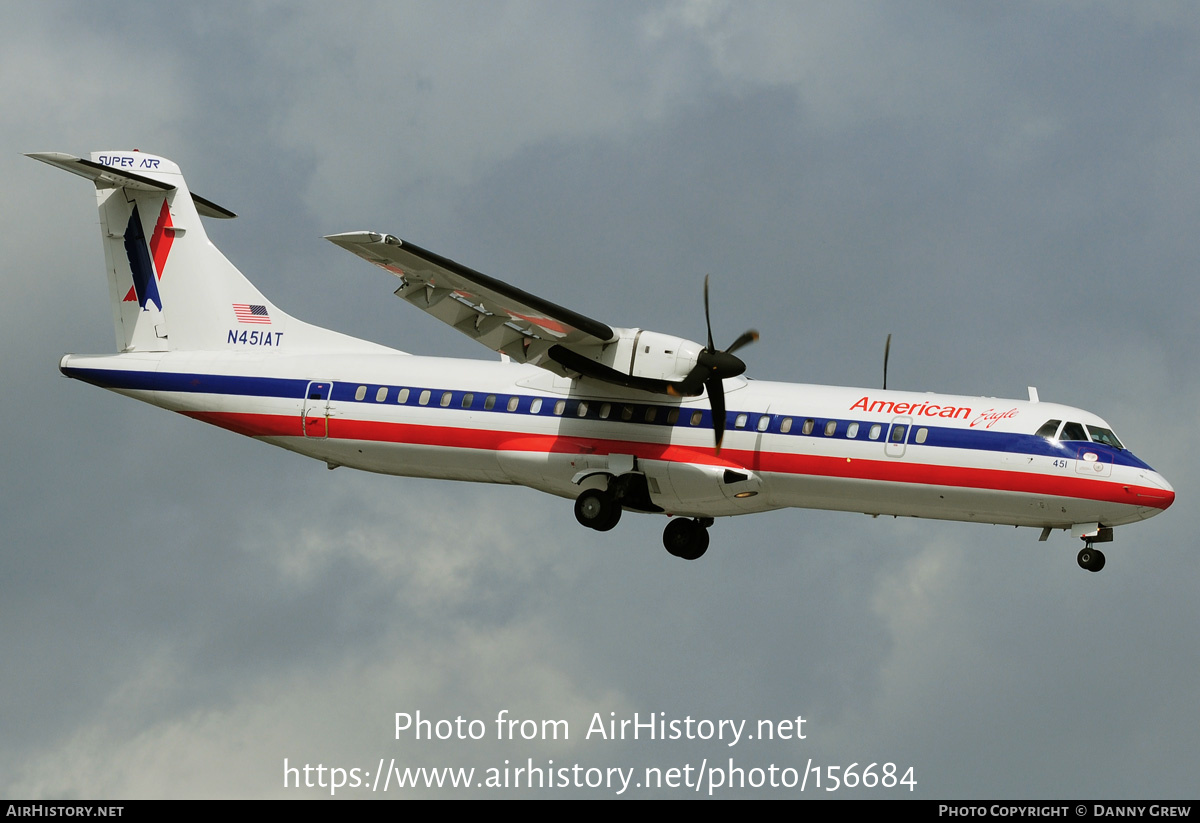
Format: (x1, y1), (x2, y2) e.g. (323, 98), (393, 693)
(303, 381), (332, 439)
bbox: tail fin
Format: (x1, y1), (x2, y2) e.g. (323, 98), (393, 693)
(29, 150), (385, 354)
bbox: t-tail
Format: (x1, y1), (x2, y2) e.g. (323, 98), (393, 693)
(29, 150), (383, 354)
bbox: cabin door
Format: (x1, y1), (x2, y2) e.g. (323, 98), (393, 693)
(303, 381), (333, 439)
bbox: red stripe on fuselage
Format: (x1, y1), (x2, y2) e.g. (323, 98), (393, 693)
(185, 410), (1175, 510)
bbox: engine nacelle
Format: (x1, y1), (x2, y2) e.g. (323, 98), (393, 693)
(614, 329), (704, 384)
(547, 327), (709, 394)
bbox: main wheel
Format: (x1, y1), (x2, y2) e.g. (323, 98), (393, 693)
(663, 518), (710, 560)
(574, 488), (621, 531)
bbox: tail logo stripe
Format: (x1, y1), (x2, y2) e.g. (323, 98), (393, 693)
(121, 199), (174, 307)
(150, 199), (175, 278)
(121, 203), (162, 311)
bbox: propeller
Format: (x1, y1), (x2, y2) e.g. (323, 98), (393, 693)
(671, 276), (759, 452)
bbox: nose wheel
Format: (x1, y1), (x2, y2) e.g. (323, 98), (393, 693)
(1077, 544), (1106, 572)
(663, 517), (711, 560)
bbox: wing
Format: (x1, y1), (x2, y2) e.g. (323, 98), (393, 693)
(326, 231), (751, 443)
(326, 231), (615, 372)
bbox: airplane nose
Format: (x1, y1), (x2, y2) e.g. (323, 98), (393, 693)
(1141, 471), (1175, 513)
(1159, 477), (1176, 510)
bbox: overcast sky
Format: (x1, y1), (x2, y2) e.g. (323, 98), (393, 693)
(3, 1), (1198, 798)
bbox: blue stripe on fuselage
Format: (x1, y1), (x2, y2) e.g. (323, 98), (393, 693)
(59, 364), (1155, 471)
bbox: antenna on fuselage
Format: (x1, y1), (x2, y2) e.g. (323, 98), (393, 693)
(883, 333), (892, 390)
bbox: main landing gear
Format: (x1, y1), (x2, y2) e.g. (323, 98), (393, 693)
(1077, 543), (1106, 573)
(572, 486), (713, 561)
(574, 488), (622, 532)
(663, 517), (712, 560)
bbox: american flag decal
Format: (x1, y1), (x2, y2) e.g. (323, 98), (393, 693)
(233, 303), (271, 324)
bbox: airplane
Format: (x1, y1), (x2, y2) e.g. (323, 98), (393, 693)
(31, 150), (1175, 572)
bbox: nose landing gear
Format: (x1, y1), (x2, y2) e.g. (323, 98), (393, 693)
(1073, 524), (1113, 572)
(1077, 543), (1106, 572)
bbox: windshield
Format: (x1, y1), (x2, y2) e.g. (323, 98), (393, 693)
(1036, 419), (1125, 449)
(1086, 425), (1124, 450)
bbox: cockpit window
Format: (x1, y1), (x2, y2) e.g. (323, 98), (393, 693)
(1059, 422), (1088, 441)
(1035, 419), (1062, 439)
(1086, 425), (1124, 450)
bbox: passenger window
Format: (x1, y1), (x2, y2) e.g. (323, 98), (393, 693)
(847, 422), (859, 438)
(507, 396), (519, 412)
(1035, 419), (1062, 439)
(621, 405), (634, 421)
(824, 420), (837, 436)
(1060, 422), (1087, 441)
(915, 427), (928, 444)
(802, 419), (815, 435)
(398, 388), (410, 403)
(781, 417), (793, 433)
(440, 392), (452, 407)
(869, 423), (882, 440)
(667, 409), (679, 425)
(734, 413), (748, 429)
(577, 402), (588, 417)
(757, 415), (770, 432)
(554, 400), (566, 415)
(690, 410), (703, 426)
(645, 407), (657, 423)
(375, 387), (388, 402)
(418, 390), (431, 406)
(354, 385), (367, 401)
(530, 398), (542, 414)
(461, 393), (473, 409)
(599, 403), (611, 419)
(484, 395), (496, 410)
(890, 425), (906, 443)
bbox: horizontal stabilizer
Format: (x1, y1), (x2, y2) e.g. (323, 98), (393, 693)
(26, 152), (236, 219)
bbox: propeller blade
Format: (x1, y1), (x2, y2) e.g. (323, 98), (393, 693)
(883, 333), (892, 391)
(727, 329), (759, 354)
(708, 374), (727, 453)
(692, 276), (752, 449)
(703, 274), (715, 352)
(670, 364), (708, 397)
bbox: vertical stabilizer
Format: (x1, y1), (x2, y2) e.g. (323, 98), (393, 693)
(28, 150), (387, 354)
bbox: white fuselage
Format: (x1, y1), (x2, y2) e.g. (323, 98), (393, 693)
(60, 349), (1176, 531)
